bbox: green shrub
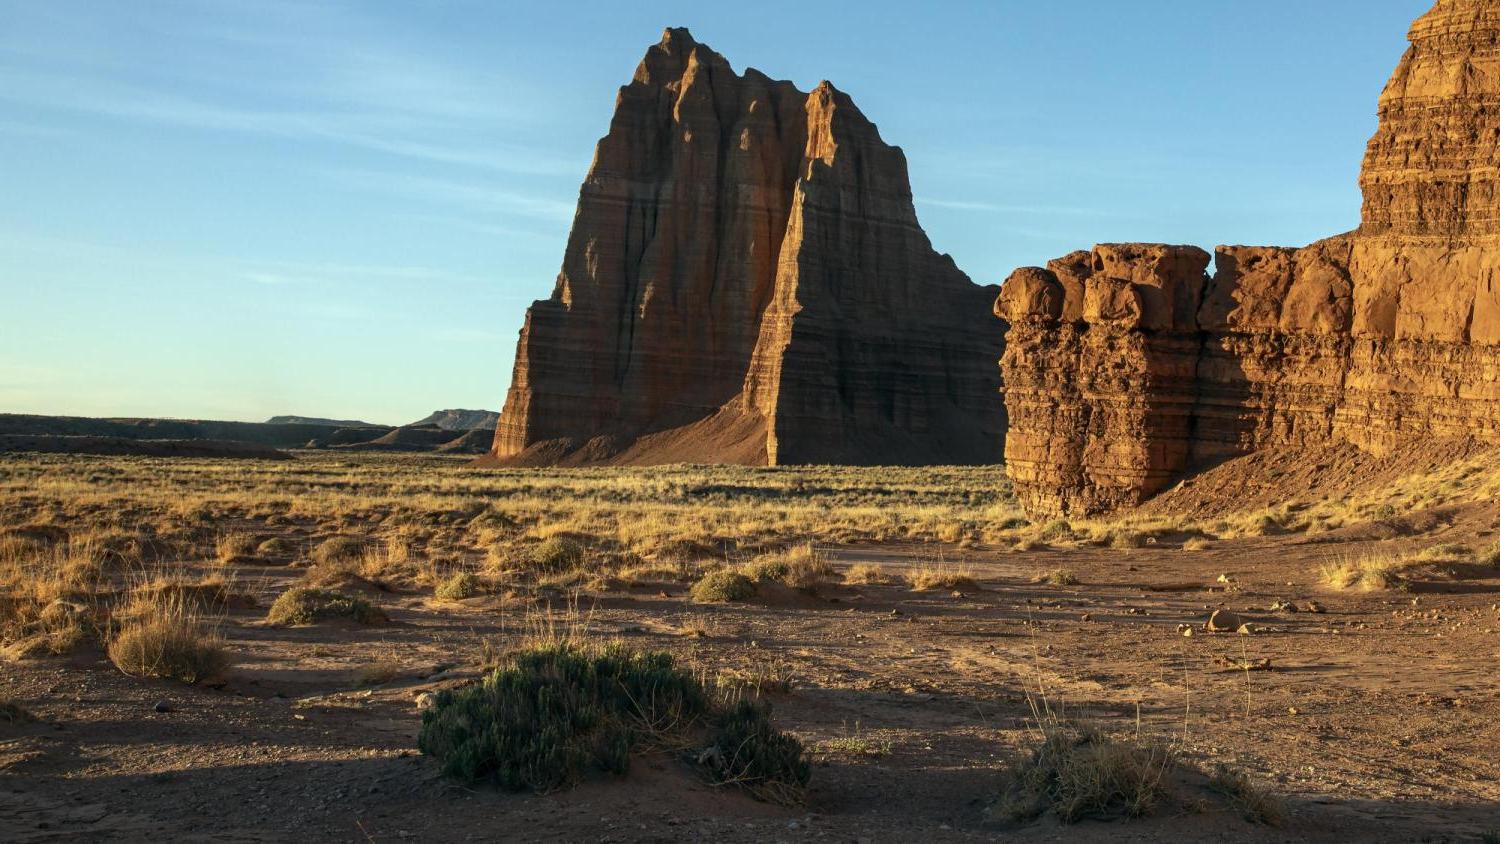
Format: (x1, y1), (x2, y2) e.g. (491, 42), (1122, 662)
(418, 643), (709, 792)
(266, 587), (385, 626)
(524, 537), (585, 573)
(701, 699), (810, 803)
(418, 643), (809, 801)
(690, 570), (756, 603)
(435, 571), (483, 600)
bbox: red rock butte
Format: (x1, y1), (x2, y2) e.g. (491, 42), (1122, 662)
(482, 28), (1005, 467)
(999, 0), (1500, 516)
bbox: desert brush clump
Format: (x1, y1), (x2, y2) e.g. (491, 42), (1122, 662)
(265, 587), (386, 626)
(523, 537), (586, 573)
(1034, 568), (1080, 587)
(1207, 763), (1285, 825)
(0, 699), (37, 724)
(310, 536), (368, 567)
(434, 570), (483, 600)
(699, 699), (811, 803)
(690, 570), (756, 603)
(215, 532), (259, 563)
(995, 720), (1176, 825)
(1319, 552), (1410, 591)
(842, 563), (895, 585)
(741, 543), (832, 588)
(107, 595), (228, 685)
(907, 560), (979, 592)
(419, 643), (713, 793)
(418, 641), (808, 802)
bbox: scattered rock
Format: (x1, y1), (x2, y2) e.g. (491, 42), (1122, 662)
(153, 701), (173, 713)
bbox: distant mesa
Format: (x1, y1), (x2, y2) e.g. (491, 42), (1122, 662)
(1000, 0), (1500, 516)
(408, 409), (499, 432)
(483, 27), (1005, 468)
(265, 415), (380, 428)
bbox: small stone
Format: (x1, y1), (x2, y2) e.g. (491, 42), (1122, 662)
(1177, 624), (1193, 637)
(1304, 600), (1326, 613)
(1237, 623), (1255, 635)
(415, 693), (436, 712)
(153, 700), (173, 713)
(1080, 613), (1092, 622)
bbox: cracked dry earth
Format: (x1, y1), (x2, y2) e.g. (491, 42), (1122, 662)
(5, 506), (1500, 842)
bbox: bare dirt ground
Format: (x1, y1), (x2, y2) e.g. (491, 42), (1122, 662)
(2, 452), (1499, 842)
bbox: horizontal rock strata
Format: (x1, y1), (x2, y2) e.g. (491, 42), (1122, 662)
(487, 28), (1004, 467)
(1001, 0), (1500, 515)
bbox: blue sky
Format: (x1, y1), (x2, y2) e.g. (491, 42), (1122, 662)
(0, 0), (1428, 424)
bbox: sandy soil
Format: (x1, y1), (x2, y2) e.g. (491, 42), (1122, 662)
(4, 489), (1499, 842)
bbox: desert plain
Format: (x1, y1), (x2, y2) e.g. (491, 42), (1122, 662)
(2, 443), (1498, 841)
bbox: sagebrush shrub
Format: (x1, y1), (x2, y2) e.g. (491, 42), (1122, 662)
(525, 537), (585, 573)
(701, 699), (811, 803)
(419, 643), (810, 802)
(266, 587), (385, 626)
(311, 536), (367, 567)
(690, 570), (756, 603)
(434, 571), (482, 600)
(418, 643), (708, 791)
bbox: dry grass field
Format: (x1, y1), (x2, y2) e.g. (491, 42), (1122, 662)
(3, 447), (1500, 841)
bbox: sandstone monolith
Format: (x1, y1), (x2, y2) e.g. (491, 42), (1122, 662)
(487, 29), (1004, 467)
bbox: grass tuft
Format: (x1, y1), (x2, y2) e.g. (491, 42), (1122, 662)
(1207, 763), (1285, 825)
(996, 720), (1175, 824)
(108, 596), (228, 684)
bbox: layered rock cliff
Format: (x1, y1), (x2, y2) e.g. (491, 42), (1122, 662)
(1001, 0), (1500, 515)
(487, 28), (1004, 467)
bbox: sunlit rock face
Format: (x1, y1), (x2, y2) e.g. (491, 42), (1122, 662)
(1001, 0), (1500, 516)
(488, 28), (1005, 467)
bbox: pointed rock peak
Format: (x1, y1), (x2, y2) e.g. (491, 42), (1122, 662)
(636, 27), (727, 86)
(659, 27), (697, 51)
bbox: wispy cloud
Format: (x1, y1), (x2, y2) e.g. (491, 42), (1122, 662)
(0, 1), (583, 176)
(327, 169), (577, 222)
